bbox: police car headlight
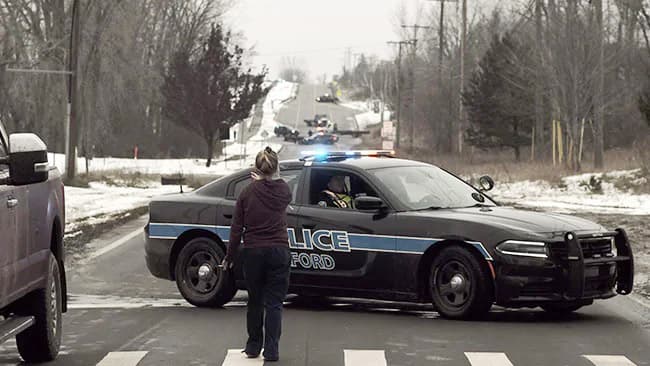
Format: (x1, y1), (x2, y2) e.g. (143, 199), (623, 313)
(496, 240), (548, 259)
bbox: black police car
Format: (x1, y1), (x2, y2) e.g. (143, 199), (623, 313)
(144, 150), (634, 319)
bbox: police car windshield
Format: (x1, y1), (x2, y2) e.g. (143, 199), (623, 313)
(371, 165), (496, 211)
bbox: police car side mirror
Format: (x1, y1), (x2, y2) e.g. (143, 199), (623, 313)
(478, 175), (495, 192)
(355, 196), (386, 211)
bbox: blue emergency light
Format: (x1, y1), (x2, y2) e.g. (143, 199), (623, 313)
(299, 150), (395, 161)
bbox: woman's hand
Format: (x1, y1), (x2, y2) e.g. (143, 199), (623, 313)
(251, 170), (263, 181)
(221, 257), (234, 271)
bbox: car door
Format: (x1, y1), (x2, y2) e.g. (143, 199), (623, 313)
(0, 125), (18, 303)
(219, 168), (305, 279)
(291, 166), (396, 295)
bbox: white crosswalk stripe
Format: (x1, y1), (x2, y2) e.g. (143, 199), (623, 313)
(221, 349), (264, 365)
(344, 350), (387, 366)
(584, 355), (637, 366)
(464, 352), (514, 366)
(96, 351), (148, 366)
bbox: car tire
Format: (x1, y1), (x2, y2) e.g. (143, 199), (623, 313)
(15, 253), (62, 363)
(429, 246), (493, 320)
(175, 237), (237, 308)
(541, 302), (586, 314)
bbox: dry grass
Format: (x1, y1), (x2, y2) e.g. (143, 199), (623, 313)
(360, 125), (645, 183)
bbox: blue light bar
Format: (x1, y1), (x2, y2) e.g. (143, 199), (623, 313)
(299, 150), (395, 161)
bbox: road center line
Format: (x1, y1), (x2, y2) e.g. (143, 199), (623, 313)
(96, 351), (148, 366)
(464, 352), (514, 366)
(344, 350), (387, 366)
(584, 355), (637, 366)
(222, 349), (264, 365)
(86, 227), (143, 261)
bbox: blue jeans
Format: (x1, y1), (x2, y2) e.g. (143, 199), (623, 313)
(242, 246), (291, 359)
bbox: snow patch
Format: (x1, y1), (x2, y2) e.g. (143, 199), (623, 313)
(491, 169), (650, 215)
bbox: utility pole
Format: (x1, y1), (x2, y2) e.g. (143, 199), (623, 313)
(6, 0), (80, 178)
(387, 40), (413, 149)
(534, 0), (544, 161)
(427, 0), (458, 79)
(352, 52), (362, 86)
(427, 0), (458, 153)
(401, 25), (432, 150)
(66, 0), (81, 181)
(458, 0), (467, 154)
(593, 0), (605, 168)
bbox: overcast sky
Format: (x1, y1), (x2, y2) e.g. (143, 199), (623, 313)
(228, 0), (505, 81)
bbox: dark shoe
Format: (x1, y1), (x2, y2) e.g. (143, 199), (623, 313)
(242, 350), (259, 358)
(263, 356), (279, 362)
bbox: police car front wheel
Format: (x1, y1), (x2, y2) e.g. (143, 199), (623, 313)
(175, 238), (237, 307)
(429, 246), (493, 320)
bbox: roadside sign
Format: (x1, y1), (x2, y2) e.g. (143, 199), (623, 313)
(382, 121), (393, 130)
(381, 125), (396, 140)
(382, 140), (394, 150)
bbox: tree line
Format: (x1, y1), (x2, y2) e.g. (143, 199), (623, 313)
(0, 0), (265, 165)
(337, 0), (650, 171)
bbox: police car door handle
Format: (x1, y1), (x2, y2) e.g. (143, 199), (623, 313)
(223, 213), (233, 219)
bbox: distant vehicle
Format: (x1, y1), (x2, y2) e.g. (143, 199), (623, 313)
(0, 120), (66, 362)
(144, 150), (633, 320)
(304, 114), (328, 127)
(274, 125), (293, 137)
(299, 133), (338, 145)
(315, 94), (338, 103)
(284, 130), (302, 143)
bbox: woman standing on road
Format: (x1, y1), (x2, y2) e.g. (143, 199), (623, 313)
(222, 147), (292, 362)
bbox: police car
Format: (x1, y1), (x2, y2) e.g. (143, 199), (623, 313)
(144, 150), (634, 319)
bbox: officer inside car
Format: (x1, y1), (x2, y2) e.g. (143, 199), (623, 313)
(319, 175), (354, 208)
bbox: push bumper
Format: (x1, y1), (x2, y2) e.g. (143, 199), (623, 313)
(144, 224), (174, 280)
(495, 229), (634, 307)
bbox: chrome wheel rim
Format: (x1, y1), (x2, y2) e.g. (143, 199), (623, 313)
(50, 278), (58, 337)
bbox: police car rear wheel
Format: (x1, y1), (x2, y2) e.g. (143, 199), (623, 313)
(175, 238), (236, 308)
(430, 246), (492, 320)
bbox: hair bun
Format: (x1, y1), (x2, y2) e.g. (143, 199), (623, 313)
(265, 146), (275, 154)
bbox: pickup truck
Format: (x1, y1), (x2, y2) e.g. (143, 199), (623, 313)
(0, 120), (66, 362)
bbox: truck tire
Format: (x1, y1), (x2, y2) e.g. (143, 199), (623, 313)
(175, 237), (237, 307)
(429, 246), (493, 320)
(16, 253), (62, 363)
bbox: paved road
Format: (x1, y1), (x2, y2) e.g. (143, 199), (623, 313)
(275, 83), (361, 160)
(2, 85), (650, 365)
(1, 216), (650, 366)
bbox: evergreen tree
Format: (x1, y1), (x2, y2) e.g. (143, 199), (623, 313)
(162, 24), (268, 167)
(463, 33), (535, 161)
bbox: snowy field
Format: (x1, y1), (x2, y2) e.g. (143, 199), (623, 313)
(340, 101), (391, 130)
(64, 183), (181, 235)
(490, 169), (650, 215)
(61, 80), (297, 234)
